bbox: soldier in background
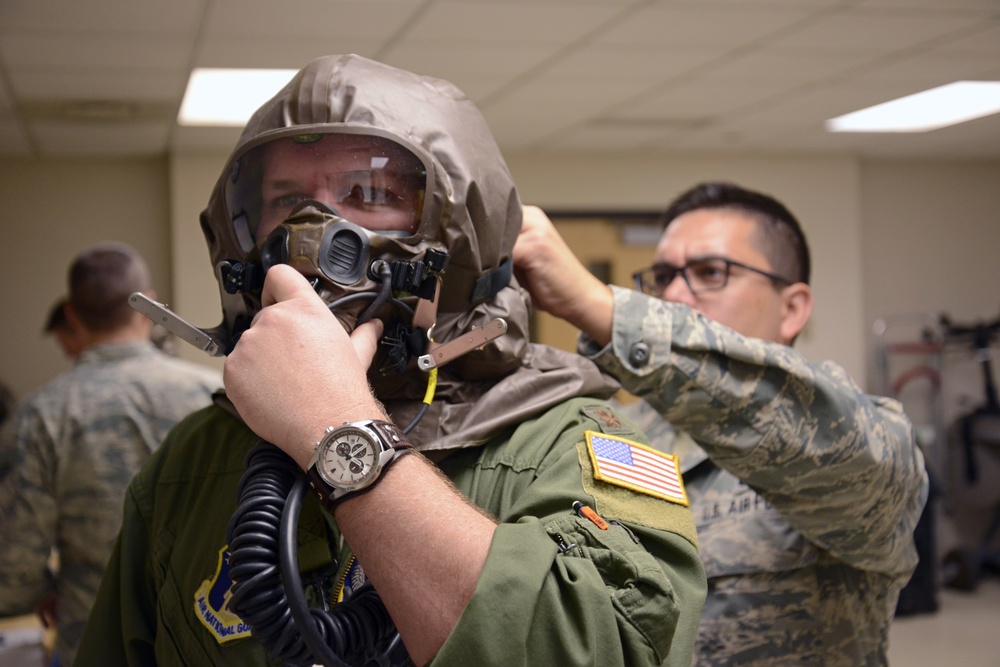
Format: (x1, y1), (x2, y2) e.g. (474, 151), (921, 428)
(0, 242), (221, 666)
(513, 182), (928, 666)
(46, 296), (178, 360)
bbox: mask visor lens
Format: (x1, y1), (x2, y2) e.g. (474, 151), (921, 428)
(226, 132), (428, 248)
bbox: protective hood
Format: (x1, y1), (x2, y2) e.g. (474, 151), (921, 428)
(202, 54), (618, 450)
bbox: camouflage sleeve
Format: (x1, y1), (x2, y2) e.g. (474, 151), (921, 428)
(0, 405), (59, 615)
(582, 286), (928, 577)
(75, 480), (157, 667)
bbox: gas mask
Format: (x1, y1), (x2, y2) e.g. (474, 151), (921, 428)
(198, 54), (529, 406)
(214, 131), (454, 375)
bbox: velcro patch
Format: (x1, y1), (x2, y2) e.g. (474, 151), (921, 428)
(194, 546), (253, 644)
(585, 430), (689, 506)
(580, 404), (634, 436)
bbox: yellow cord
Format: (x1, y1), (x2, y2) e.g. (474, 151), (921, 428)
(422, 367), (438, 404)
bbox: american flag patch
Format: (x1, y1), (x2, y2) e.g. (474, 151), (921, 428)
(585, 431), (688, 506)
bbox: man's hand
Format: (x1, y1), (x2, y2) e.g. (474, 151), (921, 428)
(224, 264), (386, 469)
(224, 264), (498, 664)
(513, 205), (614, 346)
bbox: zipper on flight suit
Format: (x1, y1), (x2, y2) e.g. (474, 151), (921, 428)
(551, 532), (582, 558)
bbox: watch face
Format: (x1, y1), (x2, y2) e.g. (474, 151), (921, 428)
(319, 429), (378, 488)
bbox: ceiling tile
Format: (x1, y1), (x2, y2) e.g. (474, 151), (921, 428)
(700, 47), (882, 85)
(1, 34), (191, 71)
(379, 39), (562, 96)
(592, 3), (824, 47)
(855, 0), (1000, 11)
(538, 43), (727, 84)
(194, 37), (380, 70)
(9, 70), (186, 102)
(0, 0), (204, 34)
(172, 125), (243, 153)
(935, 21), (1000, 55)
(0, 0), (997, 159)
(732, 78), (933, 127)
(484, 75), (659, 147)
(30, 120), (171, 156)
(771, 6), (990, 52)
(851, 49), (1000, 85)
(540, 122), (683, 153)
(613, 77), (791, 124)
(405, 0), (627, 42)
(202, 0), (421, 38)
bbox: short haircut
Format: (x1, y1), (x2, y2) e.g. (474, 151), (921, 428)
(43, 298), (71, 334)
(68, 242), (151, 332)
(660, 181), (811, 285)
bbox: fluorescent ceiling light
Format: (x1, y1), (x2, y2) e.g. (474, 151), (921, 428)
(178, 68), (297, 126)
(826, 81), (1000, 133)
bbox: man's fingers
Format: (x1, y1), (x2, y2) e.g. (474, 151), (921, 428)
(351, 319), (384, 368)
(261, 264), (316, 308)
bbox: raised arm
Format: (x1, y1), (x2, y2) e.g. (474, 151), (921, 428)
(588, 287), (928, 577)
(223, 265), (497, 665)
(513, 205), (614, 347)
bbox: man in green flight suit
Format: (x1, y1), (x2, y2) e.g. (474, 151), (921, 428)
(513, 184), (928, 666)
(76, 54), (707, 666)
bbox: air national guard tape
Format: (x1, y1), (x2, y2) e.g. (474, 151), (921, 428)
(194, 547), (253, 644)
(585, 431), (689, 506)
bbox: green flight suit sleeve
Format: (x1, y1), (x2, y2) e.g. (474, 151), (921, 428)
(585, 286), (928, 580)
(432, 398), (706, 667)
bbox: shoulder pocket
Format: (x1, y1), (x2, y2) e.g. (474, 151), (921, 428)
(544, 513), (680, 662)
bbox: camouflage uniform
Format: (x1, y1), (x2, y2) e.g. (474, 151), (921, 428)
(0, 341), (221, 667)
(586, 286), (928, 667)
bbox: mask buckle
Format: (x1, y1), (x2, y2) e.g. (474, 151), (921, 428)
(417, 318), (508, 371)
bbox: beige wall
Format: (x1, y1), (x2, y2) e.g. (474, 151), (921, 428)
(168, 153), (229, 375)
(861, 160), (1000, 325)
(2, 153), (999, 417)
(0, 157), (173, 400)
(860, 160), (1000, 485)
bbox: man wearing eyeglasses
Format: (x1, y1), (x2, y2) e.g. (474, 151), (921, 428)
(513, 181), (927, 666)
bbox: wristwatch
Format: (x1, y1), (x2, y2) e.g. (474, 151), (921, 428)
(306, 419), (413, 509)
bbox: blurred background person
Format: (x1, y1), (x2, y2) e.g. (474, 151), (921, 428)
(46, 296), (177, 360)
(0, 242), (222, 666)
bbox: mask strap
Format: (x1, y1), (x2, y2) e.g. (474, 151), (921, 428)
(470, 257), (513, 306)
(412, 280), (440, 333)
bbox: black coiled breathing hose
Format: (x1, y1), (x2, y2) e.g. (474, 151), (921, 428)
(226, 441), (400, 667)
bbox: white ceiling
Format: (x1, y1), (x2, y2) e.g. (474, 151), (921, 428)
(2, 0), (999, 160)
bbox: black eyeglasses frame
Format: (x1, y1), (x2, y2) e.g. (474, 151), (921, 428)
(632, 256), (792, 296)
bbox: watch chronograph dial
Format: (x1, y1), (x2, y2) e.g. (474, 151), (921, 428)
(322, 431), (378, 485)
(309, 420), (411, 505)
